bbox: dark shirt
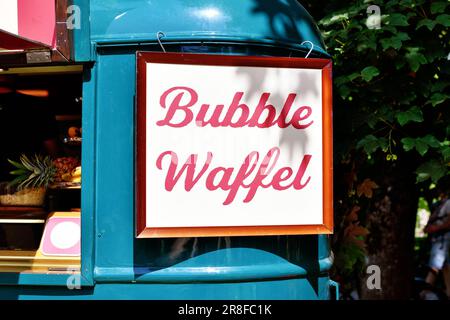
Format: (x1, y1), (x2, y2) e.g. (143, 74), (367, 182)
(0, 92), (57, 182)
(428, 198), (450, 241)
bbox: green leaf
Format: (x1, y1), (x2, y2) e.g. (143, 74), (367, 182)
(406, 48), (427, 72)
(402, 135), (442, 156)
(335, 73), (360, 86)
(415, 160), (448, 183)
(422, 135), (441, 148)
(436, 14), (450, 27)
(356, 32), (377, 51)
(395, 59), (406, 70)
(401, 137), (416, 152)
(7, 159), (26, 170)
(415, 139), (429, 156)
(431, 2), (449, 14)
(367, 114), (379, 129)
(384, 25), (398, 34)
(429, 92), (448, 107)
(8, 176), (25, 188)
(320, 12), (349, 26)
(380, 33), (410, 50)
(338, 85), (351, 99)
(357, 135), (378, 154)
(335, 75), (350, 86)
(9, 169), (27, 176)
(396, 106), (424, 126)
(431, 81), (450, 92)
(357, 135), (388, 154)
(348, 73), (361, 81)
(442, 146), (450, 162)
(361, 66), (380, 82)
(416, 19), (436, 31)
(386, 13), (409, 26)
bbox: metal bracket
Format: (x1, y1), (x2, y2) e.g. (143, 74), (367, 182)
(157, 31), (166, 53)
(25, 50), (52, 64)
(300, 41), (314, 58)
(329, 280), (340, 300)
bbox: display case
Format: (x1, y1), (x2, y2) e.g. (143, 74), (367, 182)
(0, 66), (82, 274)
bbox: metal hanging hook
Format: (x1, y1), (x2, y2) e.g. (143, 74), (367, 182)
(157, 31), (166, 53)
(300, 41), (314, 58)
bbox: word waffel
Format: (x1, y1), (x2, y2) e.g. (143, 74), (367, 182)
(156, 86), (314, 129)
(156, 147), (312, 205)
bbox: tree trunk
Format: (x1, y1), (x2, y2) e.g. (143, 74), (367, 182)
(359, 156), (419, 299)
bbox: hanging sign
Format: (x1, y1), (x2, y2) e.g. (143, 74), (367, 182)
(136, 52), (333, 238)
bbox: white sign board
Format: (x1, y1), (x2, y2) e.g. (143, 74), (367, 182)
(136, 52), (333, 238)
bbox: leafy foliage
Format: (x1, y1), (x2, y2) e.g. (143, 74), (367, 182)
(333, 205), (368, 284)
(319, 1), (449, 182)
(315, 0), (450, 294)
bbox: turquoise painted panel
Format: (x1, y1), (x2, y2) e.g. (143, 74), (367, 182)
(91, 47), (332, 300)
(72, 0), (92, 61)
(80, 63), (97, 285)
(0, 276), (331, 300)
(89, 0), (328, 56)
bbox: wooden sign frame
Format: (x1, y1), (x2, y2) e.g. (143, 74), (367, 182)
(136, 52), (333, 238)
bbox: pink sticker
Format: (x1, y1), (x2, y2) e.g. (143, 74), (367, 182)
(42, 217), (80, 257)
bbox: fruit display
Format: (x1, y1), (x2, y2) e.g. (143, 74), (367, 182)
(0, 154), (82, 206)
(0, 154), (57, 206)
(53, 157), (80, 183)
(68, 126), (81, 138)
(70, 166), (81, 183)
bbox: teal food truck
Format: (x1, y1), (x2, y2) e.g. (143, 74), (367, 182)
(0, 0), (336, 300)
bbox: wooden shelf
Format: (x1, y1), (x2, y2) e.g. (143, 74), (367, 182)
(55, 115), (81, 121)
(0, 249), (80, 273)
(0, 206), (44, 213)
(63, 137), (82, 146)
(0, 208), (48, 224)
(49, 184), (81, 190)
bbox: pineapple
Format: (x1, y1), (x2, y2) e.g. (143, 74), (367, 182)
(8, 154), (57, 190)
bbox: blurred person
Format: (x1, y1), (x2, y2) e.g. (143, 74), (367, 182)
(420, 179), (450, 300)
